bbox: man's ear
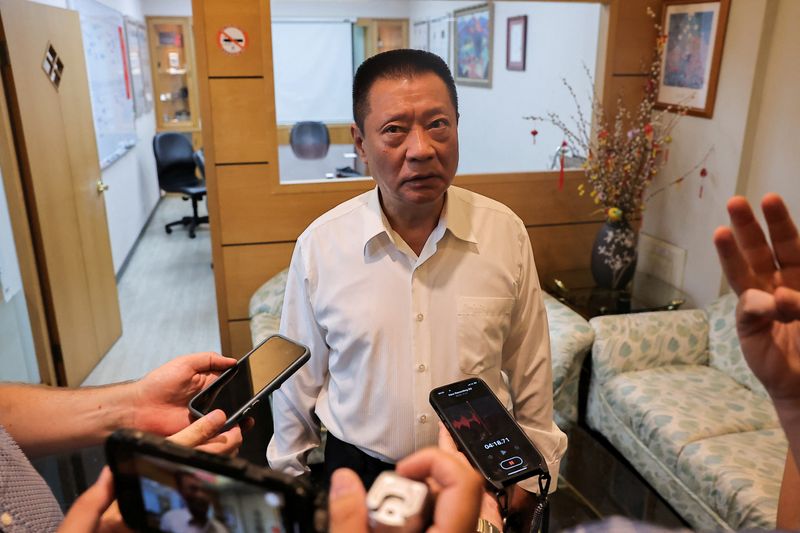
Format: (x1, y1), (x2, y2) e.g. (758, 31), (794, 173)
(352, 123), (368, 163)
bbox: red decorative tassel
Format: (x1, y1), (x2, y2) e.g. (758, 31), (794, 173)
(559, 141), (567, 190)
(699, 167), (707, 198)
(530, 129), (538, 144)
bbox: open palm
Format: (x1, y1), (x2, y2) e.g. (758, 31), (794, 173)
(713, 194), (800, 402)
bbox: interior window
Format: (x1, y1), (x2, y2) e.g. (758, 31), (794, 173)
(270, 1), (602, 184)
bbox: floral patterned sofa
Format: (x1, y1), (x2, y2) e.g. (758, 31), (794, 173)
(586, 293), (787, 530)
(249, 268), (594, 430)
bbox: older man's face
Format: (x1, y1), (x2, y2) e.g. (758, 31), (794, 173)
(354, 72), (459, 215)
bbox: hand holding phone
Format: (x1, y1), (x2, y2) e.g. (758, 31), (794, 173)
(189, 334), (310, 432)
(429, 378), (548, 490)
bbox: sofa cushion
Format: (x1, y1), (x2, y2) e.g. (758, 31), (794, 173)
(676, 429), (786, 530)
(543, 293), (594, 426)
(604, 366), (779, 470)
(705, 293), (769, 398)
(249, 268), (288, 319)
(250, 311), (281, 347)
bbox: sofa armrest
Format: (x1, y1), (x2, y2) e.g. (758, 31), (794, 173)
(589, 309), (709, 384)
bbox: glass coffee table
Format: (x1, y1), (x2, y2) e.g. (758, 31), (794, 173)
(545, 269), (688, 320)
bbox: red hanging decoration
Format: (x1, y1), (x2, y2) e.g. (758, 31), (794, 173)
(530, 129), (538, 144)
(558, 141), (567, 190)
(699, 167), (708, 198)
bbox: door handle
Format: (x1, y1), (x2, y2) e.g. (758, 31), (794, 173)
(96, 180), (109, 193)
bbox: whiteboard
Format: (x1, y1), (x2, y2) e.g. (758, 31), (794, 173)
(73, 0), (137, 169)
(271, 21), (353, 124)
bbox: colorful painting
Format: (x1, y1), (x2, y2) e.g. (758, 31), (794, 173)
(453, 4), (493, 87)
(657, 0), (730, 118)
(663, 11), (713, 89)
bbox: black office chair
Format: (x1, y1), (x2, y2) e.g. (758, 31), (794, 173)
(289, 121), (330, 159)
(152, 132), (208, 238)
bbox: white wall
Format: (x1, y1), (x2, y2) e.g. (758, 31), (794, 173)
(740, 0), (800, 220)
(140, 0), (190, 17)
(408, 1), (601, 174)
(640, 0), (796, 308)
(271, 0), (409, 19)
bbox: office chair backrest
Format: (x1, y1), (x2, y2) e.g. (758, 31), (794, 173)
(289, 121), (330, 160)
(193, 149), (205, 179)
(153, 132), (197, 190)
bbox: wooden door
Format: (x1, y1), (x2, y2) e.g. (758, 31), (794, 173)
(0, 0), (122, 386)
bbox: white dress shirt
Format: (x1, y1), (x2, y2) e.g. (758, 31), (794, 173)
(267, 186), (567, 491)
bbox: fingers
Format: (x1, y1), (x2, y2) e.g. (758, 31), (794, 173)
(762, 194), (800, 288)
(397, 448), (482, 533)
(167, 409), (227, 448)
(775, 286), (800, 322)
(195, 425), (244, 456)
(713, 226), (757, 294)
(178, 352), (237, 373)
(58, 467), (116, 532)
(437, 422), (458, 453)
(727, 196), (777, 287)
(328, 468), (369, 533)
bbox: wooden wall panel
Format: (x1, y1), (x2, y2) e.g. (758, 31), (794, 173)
(209, 78), (276, 163)
(228, 320), (254, 357)
(195, 0), (657, 354)
(222, 242), (295, 320)
(203, 0), (265, 77)
(528, 222), (604, 280)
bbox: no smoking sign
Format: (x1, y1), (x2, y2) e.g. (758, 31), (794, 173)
(217, 26), (247, 55)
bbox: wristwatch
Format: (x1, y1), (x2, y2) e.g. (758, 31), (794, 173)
(476, 517), (502, 533)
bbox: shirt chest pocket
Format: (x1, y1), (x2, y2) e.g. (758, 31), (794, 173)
(456, 297), (514, 375)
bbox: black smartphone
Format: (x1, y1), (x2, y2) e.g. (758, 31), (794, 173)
(189, 334), (310, 431)
(106, 429), (318, 532)
(429, 378), (548, 490)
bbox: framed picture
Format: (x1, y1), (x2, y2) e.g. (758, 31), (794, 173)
(656, 0), (730, 118)
(453, 3), (493, 88)
(429, 15), (450, 65)
(412, 19), (430, 52)
(506, 15), (527, 71)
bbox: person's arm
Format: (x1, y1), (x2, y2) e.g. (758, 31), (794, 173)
(500, 227), (568, 499)
(0, 352), (237, 458)
(267, 243), (330, 475)
(777, 452), (800, 530)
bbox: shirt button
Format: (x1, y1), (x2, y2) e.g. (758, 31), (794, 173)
(416, 313), (424, 322)
(417, 363), (427, 372)
(418, 414), (427, 423)
(1, 512), (13, 526)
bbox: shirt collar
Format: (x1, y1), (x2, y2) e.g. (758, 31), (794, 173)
(362, 186), (479, 257)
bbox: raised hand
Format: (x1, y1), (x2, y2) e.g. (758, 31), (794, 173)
(713, 194), (800, 402)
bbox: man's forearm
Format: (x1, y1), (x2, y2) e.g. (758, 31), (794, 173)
(0, 382), (137, 457)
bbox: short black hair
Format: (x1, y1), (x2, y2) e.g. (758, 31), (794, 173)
(352, 49), (459, 133)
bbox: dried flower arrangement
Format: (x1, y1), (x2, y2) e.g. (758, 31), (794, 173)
(524, 7), (696, 225)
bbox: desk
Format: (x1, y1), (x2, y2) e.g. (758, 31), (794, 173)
(545, 269), (687, 320)
(278, 144), (367, 183)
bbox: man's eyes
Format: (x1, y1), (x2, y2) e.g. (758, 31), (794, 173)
(382, 125), (404, 134)
(430, 119), (449, 129)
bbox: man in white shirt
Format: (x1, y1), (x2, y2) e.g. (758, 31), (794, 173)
(267, 49), (566, 509)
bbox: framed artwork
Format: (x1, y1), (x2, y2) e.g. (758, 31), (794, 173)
(656, 0), (730, 118)
(429, 15), (450, 65)
(453, 3), (493, 88)
(506, 15), (527, 71)
(412, 20), (429, 52)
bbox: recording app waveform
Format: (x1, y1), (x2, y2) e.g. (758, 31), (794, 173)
(452, 411), (482, 430)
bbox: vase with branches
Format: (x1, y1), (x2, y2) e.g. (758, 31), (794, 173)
(525, 8), (694, 289)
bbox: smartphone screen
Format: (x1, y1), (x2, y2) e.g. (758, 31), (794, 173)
(430, 378), (547, 489)
(130, 453), (289, 532)
(190, 335), (309, 423)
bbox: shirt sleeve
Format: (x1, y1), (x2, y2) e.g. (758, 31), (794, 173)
(501, 226), (568, 493)
(267, 241), (330, 476)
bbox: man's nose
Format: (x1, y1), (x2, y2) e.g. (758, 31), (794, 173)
(406, 126), (435, 160)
